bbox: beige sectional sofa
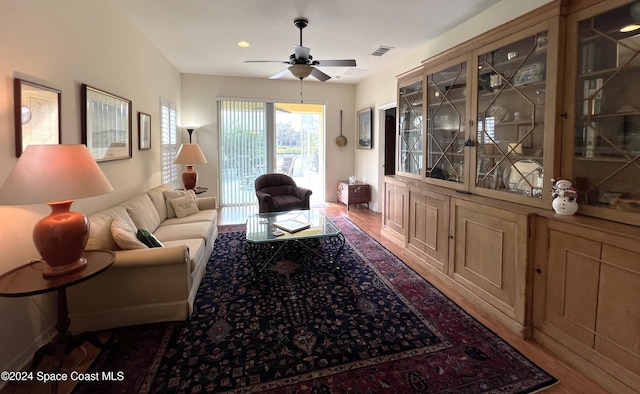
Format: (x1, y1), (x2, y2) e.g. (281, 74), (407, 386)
(67, 185), (218, 332)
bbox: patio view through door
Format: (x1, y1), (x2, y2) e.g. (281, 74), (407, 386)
(218, 100), (325, 208)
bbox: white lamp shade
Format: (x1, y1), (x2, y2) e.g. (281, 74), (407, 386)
(0, 144), (114, 205)
(174, 144), (207, 165)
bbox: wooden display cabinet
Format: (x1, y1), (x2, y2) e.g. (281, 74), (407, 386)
(561, 0), (640, 226)
(471, 24), (560, 210)
(382, 177), (408, 247)
(397, 70), (424, 179)
(384, 2), (640, 391)
(532, 215), (640, 393)
(404, 16), (562, 210)
(422, 56), (470, 189)
(450, 198), (533, 336)
(406, 186), (449, 273)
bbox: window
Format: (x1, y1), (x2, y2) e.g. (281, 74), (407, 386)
(218, 100), (325, 207)
(160, 97), (178, 187)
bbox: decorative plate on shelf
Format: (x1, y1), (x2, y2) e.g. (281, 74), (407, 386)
(487, 105), (509, 123)
(503, 159), (543, 194)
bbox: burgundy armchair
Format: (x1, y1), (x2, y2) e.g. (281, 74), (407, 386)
(254, 173), (312, 213)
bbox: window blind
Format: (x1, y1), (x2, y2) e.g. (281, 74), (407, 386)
(218, 100), (267, 207)
(160, 97), (179, 188)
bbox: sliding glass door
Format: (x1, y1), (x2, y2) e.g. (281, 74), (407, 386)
(218, 100), (324, 207)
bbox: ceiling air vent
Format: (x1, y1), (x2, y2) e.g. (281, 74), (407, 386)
(370, 46), (393, 57)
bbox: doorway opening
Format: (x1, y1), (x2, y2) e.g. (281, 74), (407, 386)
(384, 107), (396, 176)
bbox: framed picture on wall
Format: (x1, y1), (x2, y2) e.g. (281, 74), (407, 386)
(81, 84), (132, 161)
(357, 107), (373, 149)
(14, 78), (61, 157)
(138, 112), (151, 150)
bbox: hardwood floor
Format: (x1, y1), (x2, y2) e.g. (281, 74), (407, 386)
(2, 203), (610, 393)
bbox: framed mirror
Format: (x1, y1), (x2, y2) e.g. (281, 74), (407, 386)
(14, 78), (61, 157)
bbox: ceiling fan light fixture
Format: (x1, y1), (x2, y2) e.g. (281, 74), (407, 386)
(288, 64), (312, 79)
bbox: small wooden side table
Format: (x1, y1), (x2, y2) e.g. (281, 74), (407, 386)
(0, 250), (115, 391)
(337, 180), (370, 210)
(181, 186), (209, 195)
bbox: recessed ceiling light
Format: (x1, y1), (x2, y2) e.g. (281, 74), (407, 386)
(237, 41), (250, 48)
(620, 24), (640, 33)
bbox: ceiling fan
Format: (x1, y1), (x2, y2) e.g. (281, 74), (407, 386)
(245, 18), (357, 82)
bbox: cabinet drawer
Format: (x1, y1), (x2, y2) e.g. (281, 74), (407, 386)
(349, 185), (369, 198)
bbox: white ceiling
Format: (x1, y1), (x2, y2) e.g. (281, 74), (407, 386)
(111, 0), (502, 84)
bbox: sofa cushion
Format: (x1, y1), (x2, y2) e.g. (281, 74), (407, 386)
(270, 195), (306, 212)
(125, 194), (161, 232)
(164, 189), (196, 218)
(147, 185), (170, 222)
(170, 194), (200, 218)
(136, 229), (164, 248)
(153, 221), (216, 245)
(160, 209), (218, 226)
(111, 216), (147, 250)
(86, 206), (134, 251)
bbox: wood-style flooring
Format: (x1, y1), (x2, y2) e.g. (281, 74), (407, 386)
(2, 203), (610, 393)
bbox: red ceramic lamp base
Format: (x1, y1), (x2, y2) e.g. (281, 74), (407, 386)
(33, 200), (90, 279)
(182, 165), (198, 190)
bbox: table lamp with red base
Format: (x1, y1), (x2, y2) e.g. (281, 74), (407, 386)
(0, 144), (113, 278)
(174, 143), (207, 190)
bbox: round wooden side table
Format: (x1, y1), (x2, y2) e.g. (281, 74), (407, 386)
(0, 250), (115, 392)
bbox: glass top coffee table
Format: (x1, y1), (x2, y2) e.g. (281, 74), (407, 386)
(245, 210), (345, 280)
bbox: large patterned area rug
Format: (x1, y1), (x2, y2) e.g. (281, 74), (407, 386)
(76, 217), (557, 393)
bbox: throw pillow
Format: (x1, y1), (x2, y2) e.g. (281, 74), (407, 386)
(125, 194), (161, 232)
(170, 194), (200, 218)
(111, 217), (147, 250)
(164, 189), (197, 218)
(136, 229), (164, 248)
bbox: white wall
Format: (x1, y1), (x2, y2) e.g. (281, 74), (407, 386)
(0, 0), (181, 374)
(181, 74), (356, 202)
(354, 0), (554, 212)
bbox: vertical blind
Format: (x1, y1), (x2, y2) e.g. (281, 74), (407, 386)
(160, 97), (179, 188)
(218, 100), (268, 207)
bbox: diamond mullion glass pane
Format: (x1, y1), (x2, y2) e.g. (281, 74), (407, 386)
(573, 2), (640, 212)
(426, 61), (466, 183)
(399, 79), (423, 176)
(476, 32), (546, 198)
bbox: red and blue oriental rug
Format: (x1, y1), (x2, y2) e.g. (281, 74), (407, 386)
(75, 217), (557, 393)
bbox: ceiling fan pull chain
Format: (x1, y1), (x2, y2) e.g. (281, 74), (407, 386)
(300, 78), (304, 103)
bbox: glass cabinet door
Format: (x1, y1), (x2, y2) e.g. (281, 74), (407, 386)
(398, 77), (424, 177)
(475, 32), (548, 199)
(570, 2), (640, 220)
(425, 61), (468, 185)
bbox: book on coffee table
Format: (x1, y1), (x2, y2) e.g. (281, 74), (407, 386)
(273, 219), (311, 233)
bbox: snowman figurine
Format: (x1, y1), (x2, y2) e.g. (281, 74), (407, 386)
(551, 178), (579, 215)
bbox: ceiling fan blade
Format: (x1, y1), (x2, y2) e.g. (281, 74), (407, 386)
(294, 45), (311, 61)
(314, 59), (357, 67)
(310, 67), (331, 82)
(269, 69), (290, 79)
(245, 60), (288, 64)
